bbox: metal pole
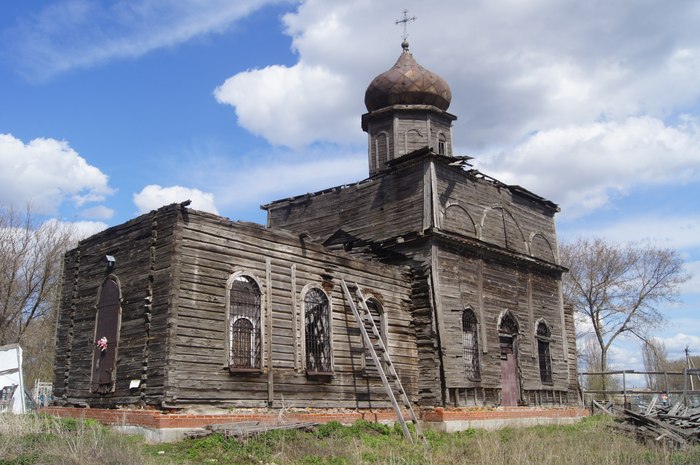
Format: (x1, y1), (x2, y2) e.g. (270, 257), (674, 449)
(623, 371), (627, 408)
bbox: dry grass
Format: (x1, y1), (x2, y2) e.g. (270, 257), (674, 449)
(0, 413), (148, 465)
(2, 413), (700, 465)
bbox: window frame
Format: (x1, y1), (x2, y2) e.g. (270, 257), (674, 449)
(225, 271), (264, 373)
(362, 296), (387, 377)
(300, 285), (334, 376)
(90, 275), (122, 394)
(462, 307), (481, 381)
(535, 319), (553, 384)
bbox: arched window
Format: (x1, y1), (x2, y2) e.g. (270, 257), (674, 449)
(304, 288), (332, 374)
(536, 321), (553, 384)
(364, 297), (386, 377)
(438, 133), (447, 155)
(462, 308), (481, 380)
(91, 276), (122, 394)
(499, 311), (519, 336)
(228, 275), (262, 371)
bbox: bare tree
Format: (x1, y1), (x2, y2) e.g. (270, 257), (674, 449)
(579, 334), (620, 392)
(561, 238), (690, 389)
(0, 207), (76, 346)
(642, 338), (668, 390)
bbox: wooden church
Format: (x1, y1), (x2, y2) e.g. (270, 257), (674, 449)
(52, 40), (579, 412)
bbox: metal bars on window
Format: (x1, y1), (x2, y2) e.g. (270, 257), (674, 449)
(462, 308), (481, 380)
(537, 322), (552, 383)
(229, 276), (262, 371)
(304, 288), (332, 374)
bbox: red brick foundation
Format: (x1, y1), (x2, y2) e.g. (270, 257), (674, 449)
(40, 406), (587, 431)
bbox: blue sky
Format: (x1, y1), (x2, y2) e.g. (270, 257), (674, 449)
(1, 0), (699, 374)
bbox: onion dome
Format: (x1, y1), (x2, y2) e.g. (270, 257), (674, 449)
(364, 40), (452, 112)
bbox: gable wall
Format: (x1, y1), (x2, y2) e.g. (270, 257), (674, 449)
(53, 204), (179, 408)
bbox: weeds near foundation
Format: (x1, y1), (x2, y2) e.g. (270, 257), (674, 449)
(0, 413), (148, 465)
(3, 413), (700, 465)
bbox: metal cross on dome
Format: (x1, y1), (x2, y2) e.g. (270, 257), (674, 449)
(395, 9), (416, 41)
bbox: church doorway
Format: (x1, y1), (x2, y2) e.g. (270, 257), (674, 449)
(498, 311), (520, 406)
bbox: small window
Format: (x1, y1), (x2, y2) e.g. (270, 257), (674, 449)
(438, 134), (447, 155)
(462, 308), (481, 380)
(536, 321), (552, 384)
(228, 275), (262, 371)
(304, 288), (332, 374)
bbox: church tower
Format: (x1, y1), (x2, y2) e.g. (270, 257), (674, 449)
(362, 40), (456, 176)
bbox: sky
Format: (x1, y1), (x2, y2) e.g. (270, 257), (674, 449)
(1, 0), (699, 378)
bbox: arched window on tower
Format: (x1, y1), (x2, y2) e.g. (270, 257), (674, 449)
(228, 275), (262, 371)
(462, 308), (481, 380)
(375, 132), (389, 170)
(438, 133), (447, 155)
(304, 287), (332, 374)
(536, 321), (553, 384)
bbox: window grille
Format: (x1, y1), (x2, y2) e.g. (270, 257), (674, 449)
(229, 276), (261, 371)
(304, 288), (332, 374)
(537, 322), (552, 383)
(499, 311), (519, 335)
(462, 309), (481, 380)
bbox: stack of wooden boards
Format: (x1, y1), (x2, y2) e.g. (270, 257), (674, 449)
(595, 398), (700, 448)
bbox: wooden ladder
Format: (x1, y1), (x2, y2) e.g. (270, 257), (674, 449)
(340, 279), (428, 447)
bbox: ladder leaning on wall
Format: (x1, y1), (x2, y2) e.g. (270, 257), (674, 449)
(340, 279), (428, 447)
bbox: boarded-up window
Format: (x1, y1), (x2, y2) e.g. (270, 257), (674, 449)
(304, 288), (332, 374)
(375, 132), (389, 169)
(462, 308), (481, 380)
(537, 322), (553, 384)
(91, 277), (121, 394)
(364, 298), (386, 377)
(229, 276), (262, 371)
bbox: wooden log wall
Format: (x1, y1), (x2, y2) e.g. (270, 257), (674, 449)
(53, 204), (180, 408)
(264, 158), (427, 245)
(433, 161), (559, 264)
(165, 209), (417, 409)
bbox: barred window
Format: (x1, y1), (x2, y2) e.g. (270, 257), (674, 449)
(536, 321), (552, 384)
(499, 311), (519, 336)
(462, 308), (481, 380)
(304, 288), (332, 374)
(228, 275), (262, 371)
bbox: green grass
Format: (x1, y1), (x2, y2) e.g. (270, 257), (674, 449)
(2, 413), (700, 465)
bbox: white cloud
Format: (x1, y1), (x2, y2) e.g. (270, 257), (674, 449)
(60, 219), (108, 239)
(210, 0), (700, 219)
(5, 0), (279, 79)
(560, 214), (700, 251)
(133, 184), (218, 215)
(660, 333), (700, 357)
(78, 205), (115, 220)
(475, 116), (700, 218)
(0, 133), (113, 214)
(214, 63), (358, 148)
